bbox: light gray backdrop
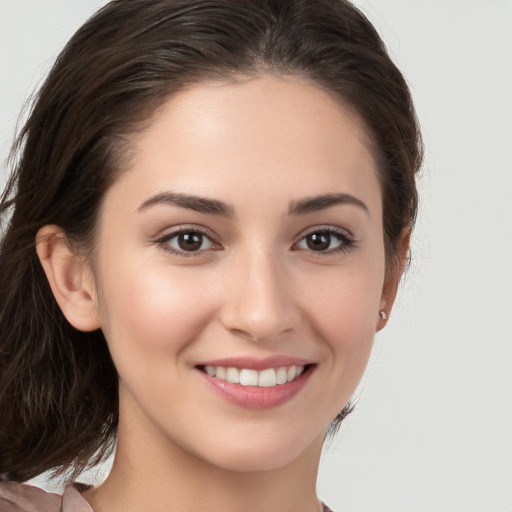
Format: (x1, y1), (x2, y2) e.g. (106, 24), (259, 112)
(1, 1), (511, 511)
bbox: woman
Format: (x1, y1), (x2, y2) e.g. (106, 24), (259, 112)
(0, 0), (422, 511)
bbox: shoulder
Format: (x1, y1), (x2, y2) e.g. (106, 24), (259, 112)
(0, 482), (92, 512)
(0, 482), (62, 512)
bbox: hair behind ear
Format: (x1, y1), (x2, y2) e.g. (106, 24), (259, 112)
(0, 224), (118, 483)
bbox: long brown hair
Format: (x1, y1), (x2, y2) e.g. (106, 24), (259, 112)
(0, 0), (422, 483)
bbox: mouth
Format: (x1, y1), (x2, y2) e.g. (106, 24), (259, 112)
(196, 364), (313, 388)
(195, 361), (316, 409)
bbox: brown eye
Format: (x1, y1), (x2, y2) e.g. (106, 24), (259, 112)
(295, 228), (354, 254)
(177, 232), (203, 251)
(305, 232), (331, 251)
(161, 230), (216, 255)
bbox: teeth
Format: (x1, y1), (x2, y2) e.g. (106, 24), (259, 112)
(240, 369), (258, 386)
(276, 367), (287, 385)
(226, 367), (240, 384)
(258, 368), (276, 387)
(203, 365), (306, 387)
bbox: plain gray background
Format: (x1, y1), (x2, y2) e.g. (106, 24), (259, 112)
(1, 1), (511, 511)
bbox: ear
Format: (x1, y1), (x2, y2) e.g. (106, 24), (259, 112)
(36, 225), (101, 332)
(377, 228), (411, 331)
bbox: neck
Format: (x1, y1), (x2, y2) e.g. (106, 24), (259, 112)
(83, 409), (324, 512)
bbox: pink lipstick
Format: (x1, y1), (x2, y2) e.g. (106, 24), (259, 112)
(195, 356), (315, 409)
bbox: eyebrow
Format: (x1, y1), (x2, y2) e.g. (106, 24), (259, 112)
(137, 191), (368, 217)
(288, 193), (369, 216)
(137, 192), (235, 218)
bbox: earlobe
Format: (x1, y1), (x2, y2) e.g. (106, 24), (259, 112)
(36, 225), (101, 332)
(377, 228), (411, 331)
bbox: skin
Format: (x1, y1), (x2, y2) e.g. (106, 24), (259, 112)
(37, 75), (407, 512)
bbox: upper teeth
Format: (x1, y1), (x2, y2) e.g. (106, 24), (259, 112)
(204, 365), (305, 387)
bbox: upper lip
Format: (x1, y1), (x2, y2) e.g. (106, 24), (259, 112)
(196, 355), (313, 371)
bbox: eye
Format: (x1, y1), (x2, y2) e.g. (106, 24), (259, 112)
(157, 228), (220, 257)
(295, 228), (355, 254)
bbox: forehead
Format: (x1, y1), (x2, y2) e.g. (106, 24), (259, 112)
(107, 75), (380, 215)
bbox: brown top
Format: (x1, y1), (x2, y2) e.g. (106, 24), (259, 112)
(0, 482), (334, 511)
(0, 483), (92, 512)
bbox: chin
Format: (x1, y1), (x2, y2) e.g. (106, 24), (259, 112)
(186, 426), (325, 474)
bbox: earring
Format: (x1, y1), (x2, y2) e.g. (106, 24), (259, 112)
(379, 310), (387, 322)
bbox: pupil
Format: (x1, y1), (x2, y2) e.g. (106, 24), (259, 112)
(307, 233), (330, 251)
(178, 233), (202, 251)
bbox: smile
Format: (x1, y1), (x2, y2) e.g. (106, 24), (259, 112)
(196, 361), (315, 409)
(201, 365), (305, 387)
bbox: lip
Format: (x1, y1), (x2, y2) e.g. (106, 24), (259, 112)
(195, 359), (315, 410)
(197, 355), (312, 371)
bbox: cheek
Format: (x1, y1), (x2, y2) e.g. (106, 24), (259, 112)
(306, 275), (381, 412)
(97, 260), (219, 366)
(309, 264), (382, 327)
(300, 258), (384, 373)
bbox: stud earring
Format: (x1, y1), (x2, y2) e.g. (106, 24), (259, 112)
(379, 310), (387, 322)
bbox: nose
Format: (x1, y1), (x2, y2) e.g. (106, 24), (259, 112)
(219, 248), (300, 343)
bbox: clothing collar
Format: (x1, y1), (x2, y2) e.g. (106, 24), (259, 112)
(62, 483), (93, 512)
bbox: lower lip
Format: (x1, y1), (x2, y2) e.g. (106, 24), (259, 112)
(196, 366), (314, 410)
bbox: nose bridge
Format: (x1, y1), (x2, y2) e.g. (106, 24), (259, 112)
(220, 244), (298, 342)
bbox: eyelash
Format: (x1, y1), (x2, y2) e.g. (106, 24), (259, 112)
(156, 227), (221, 258)
(293, 227), (356, 256)
(155, 226), (356, 258)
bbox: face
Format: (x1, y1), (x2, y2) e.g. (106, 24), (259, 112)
(89, 75), (389, 473)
